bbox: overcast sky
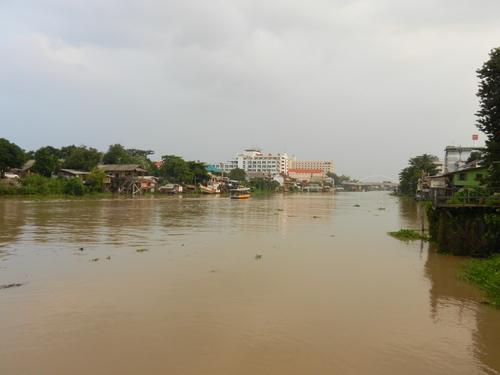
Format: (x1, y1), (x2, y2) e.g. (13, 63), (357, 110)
(1, 1), (499, 181)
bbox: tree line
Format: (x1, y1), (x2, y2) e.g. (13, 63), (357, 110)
(0, 141), (220, 193)
(0, 142), (213, 180)
(0, 141), (283, 195)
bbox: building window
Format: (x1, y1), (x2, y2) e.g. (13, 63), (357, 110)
(476, 174), (483, 180)
(458, 173), (467, 181)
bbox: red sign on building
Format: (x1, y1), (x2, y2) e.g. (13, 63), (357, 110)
(472, 134), (478, 140)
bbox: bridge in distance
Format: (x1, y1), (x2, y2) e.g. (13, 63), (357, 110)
(341, 175), (398, 191)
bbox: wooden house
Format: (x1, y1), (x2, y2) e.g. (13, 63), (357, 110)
(97, 164), (151, 194)
(97, 164), (147, 178)
(55, 169), (91, 182)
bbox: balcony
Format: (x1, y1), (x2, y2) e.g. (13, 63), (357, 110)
(429, 187), (500, 209)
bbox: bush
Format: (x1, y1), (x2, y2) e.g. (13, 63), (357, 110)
(19, 175), (51, 195)
(64, 178), (87, 195)
(0, 182), (18, 195)
(47, 177), (67, 194)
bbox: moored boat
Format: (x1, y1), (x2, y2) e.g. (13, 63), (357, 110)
(199, 181), (222, 194)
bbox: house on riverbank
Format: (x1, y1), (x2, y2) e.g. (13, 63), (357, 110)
(55, 169), (91, 182)
(97, 164), (155, 194)
(424, 162), (500, 256)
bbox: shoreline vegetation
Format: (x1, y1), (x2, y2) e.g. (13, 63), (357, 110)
(0, 174), (336, 197)
(459, 255), (500, 307)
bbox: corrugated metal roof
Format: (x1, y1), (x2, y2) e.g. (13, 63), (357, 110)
(59, 169), (91, 175)
(98, 164), (147, 173)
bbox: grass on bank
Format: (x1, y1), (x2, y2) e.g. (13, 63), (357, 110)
(459, 254), (500, 307)
(387, 228), (429, 241)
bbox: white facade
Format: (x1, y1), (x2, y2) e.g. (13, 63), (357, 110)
(226, 149), (289, 175)
(444, 146), (484, 173)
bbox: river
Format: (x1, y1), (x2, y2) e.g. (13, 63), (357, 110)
(1, 191), (499, 375)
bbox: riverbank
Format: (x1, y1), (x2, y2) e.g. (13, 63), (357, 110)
(418, 200), (500, 308)
(0, 175), (285, 197)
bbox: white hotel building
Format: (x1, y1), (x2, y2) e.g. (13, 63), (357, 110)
(224, 149), (289, 175)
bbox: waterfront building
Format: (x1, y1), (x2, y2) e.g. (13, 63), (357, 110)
(288, 156), (334, 174)
(288, 168), (325, 182)
(225, 149), (289, 175)
(444, 146), (485, 173)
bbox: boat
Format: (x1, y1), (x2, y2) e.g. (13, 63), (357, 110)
(159, 183), (183, 193)
(230, 187), (250, 199)
(199, 181), (222, 194)
(302, 184), (322, 192)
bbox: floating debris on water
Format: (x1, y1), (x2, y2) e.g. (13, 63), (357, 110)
(90, 258), (99, 262)
(136, 248), (149, 253)
(255, 254), (262, 260)
(1, 283), (24, 289)
(387, 229), (429, 241)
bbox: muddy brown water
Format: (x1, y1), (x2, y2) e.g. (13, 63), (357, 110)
(1, 192), (499, 375)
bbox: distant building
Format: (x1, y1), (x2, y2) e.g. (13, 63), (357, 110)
(288, 169), (325, 182)
(288, 156), (334, 174)
(225, 149), (289, 175)
(444, 146), (485, 173)
(427, 154), (444, 174)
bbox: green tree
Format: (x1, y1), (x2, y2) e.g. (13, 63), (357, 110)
(32, 146), (61, 177)
(62, 145), (102, 171)
(187, 161), (211, 184)
(59, 145), (78, 159)
(86, 167), (107, 193)
(24, 150), (35, 161)
(398, 154), (438, 196)
(126, 148), (154, 158)
(128, 155), (158, 176)
(475, 47), (500, 186)
(159, 155), (193, 183)
(102, 144), (134, 165)
(0, 138), (25, 178)
(466, 151), (483, 164)
(228, 168), (246, 181)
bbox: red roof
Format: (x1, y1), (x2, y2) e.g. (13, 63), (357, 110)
(288, 169), (323, 173)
